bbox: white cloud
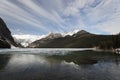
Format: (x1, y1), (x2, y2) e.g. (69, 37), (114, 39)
(88, 0), (120, 34)
(95, 18), (120, 34)
(0, 0), (120, 35)
(18, 0), (64, 26)
(64, 6), (80, 16)
(0, 0), (49, 31)
(63, 0), (95, 16)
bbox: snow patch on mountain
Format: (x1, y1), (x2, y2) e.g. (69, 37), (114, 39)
(13, 29), (85, 47)
(45, 32), (63, 39)
(62, 29), (80, 36)
(13, 34), (46, 47)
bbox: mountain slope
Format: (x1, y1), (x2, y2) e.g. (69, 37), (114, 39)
(0, 39), (10, 48)
(0, 17), (21, 48)
(13, 34), (46, 47)
(28, 30), (115, 48)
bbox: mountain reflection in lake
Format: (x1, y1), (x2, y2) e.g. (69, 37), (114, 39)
(0, 49), (120, 80)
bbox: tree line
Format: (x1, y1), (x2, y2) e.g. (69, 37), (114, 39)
(98, 33), (120, 50)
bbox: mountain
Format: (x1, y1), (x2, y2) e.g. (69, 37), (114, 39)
(43, 33), (63, 40)
(72, 30), (92, 37)
(13, 33), (63, 47)
(0, 17), (21, 48)
(62, 29), (80, 36)
(0, 39), (10, 48)
(28, 30), (114, 48)
(28, 33), (63, 48)
(13, 34), (46, 47)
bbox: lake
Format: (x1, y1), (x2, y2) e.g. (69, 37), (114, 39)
(0, 48), (120, 80)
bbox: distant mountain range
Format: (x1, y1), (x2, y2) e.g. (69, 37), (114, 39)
(13, 30), (84, 47)
(0, 17), (119, 49)
(28, 30), (116, 48)
(13, 34), (46, 47)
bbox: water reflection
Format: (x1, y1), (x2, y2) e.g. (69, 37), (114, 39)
(48, 50), (120, 65)
(0, 54), (11, 70)
(0, 50), (120, 80)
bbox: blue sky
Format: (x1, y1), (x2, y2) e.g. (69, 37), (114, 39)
(0, 0), (120, 35)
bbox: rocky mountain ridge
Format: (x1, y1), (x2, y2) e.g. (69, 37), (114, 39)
(28, 30), (119, 48)
(0, 17), (21, 48)
(28, 30), (96, 48)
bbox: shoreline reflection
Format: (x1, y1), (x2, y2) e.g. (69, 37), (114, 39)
(0, 50), (120, 80)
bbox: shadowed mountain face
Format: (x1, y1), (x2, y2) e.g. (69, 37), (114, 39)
(0, 18), (11, 40)
(0, 17), (20, 48)
(28, 30), (115, 48)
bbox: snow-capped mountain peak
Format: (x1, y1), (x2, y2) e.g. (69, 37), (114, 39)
(45, 32), (63, 39)
(62, 29), (81, 36)
(13, 30), (88, 47)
